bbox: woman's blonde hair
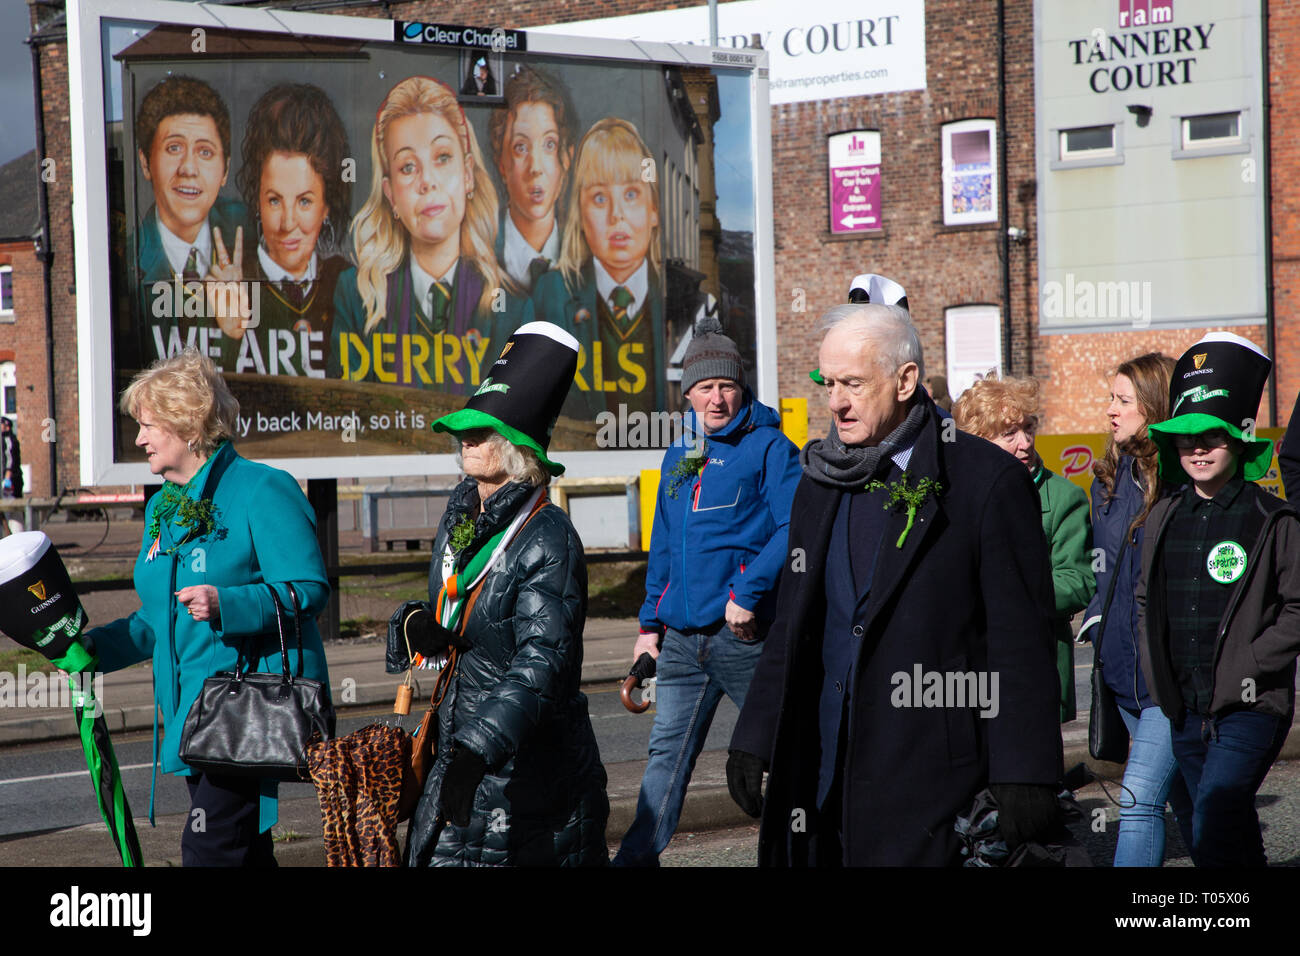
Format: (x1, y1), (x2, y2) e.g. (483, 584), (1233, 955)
(952, 376), (1040, 440)
(557, 117), (662, 292)
(351, 76), (511, 333)
(455, 430), (549, 488)
(120, 348), (240, 457)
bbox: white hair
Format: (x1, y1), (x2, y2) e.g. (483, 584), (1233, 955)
(454, 430), (550, 487)
(818, 302), (925, 381)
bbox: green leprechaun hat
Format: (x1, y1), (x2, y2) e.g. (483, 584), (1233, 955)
(1148, 332), (1274, 482)
(432, 321), (579, 475)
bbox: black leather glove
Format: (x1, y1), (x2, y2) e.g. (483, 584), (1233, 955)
(628, 652), (657, 683)
(386, 600), (470, 673)
(990, 783), (1063, 850)
(440, 746), (487, 828)
(726, 749), (768, 818)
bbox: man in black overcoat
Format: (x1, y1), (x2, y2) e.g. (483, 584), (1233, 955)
(726, 302), (1064, 865)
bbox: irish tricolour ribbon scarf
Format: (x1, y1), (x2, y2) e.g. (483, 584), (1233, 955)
(424, 486), (545, 667)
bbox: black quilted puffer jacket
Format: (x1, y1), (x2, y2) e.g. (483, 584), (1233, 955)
(405, 478), (609, 866)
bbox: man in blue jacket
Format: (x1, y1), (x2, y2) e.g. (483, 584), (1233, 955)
(612, 315), (801, 866)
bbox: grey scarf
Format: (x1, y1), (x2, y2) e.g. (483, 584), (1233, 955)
(800, 399), (928, 490)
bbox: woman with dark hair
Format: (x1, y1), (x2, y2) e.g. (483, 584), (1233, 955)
(1078, 352), (1193, 866)
(232, 83), (352, 375)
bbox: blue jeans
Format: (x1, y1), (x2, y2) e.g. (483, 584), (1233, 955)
(1170, 709), (1289, 867)
(1113, 706), (1194, 867)
(612, 623), (763, 867)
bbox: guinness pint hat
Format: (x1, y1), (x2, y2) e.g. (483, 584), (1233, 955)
(432, 321), (579, 476)
(0, 531), (89, 667)
(1148, 332), (1273, 482)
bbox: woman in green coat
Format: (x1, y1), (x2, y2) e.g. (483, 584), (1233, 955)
(86, 348), (330, 866)
(954, 376), (1095, 721)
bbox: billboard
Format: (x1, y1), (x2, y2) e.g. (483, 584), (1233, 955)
(532, 0), (928, 105)
(68, 0), (775, 484)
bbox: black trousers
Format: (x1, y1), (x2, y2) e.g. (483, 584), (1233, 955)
(182, 773), (277, 867)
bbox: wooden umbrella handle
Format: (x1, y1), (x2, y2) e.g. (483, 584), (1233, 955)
(621, 674), (651, 714)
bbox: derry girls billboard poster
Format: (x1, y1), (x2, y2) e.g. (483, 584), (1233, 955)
(67, 0), (775, 484)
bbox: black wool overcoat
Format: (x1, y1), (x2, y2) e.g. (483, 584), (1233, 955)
(730, 395), (1064, 866)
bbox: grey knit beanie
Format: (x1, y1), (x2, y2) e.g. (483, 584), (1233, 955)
(681, 314), (744, 395)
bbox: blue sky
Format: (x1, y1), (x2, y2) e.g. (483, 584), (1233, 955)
(714, 71), (756, 234)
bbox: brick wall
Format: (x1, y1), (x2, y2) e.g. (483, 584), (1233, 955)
(0, 239), (52, 495)
(1040, 326), (1273, 435)
(31, 28), (79, 493)
(1270, 0), (1300, 427)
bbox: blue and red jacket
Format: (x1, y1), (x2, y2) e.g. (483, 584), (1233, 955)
(639, 391), (801, 635)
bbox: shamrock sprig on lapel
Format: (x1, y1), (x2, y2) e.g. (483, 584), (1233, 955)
(448, 515), (476, 555)
(146, 486), (220, 547)
(865, 472), (943, 548)
(665, 440), (710, 499)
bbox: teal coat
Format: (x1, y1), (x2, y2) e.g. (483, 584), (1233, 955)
(88, 442), (330, 831)
(1034, 463), (1096, 722)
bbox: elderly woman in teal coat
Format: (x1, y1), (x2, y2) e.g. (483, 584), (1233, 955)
(85, 348), (329, 866)
(954, 376), (1095, 722)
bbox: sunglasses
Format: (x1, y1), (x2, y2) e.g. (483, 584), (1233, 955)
(1172, 430), (1231, 450)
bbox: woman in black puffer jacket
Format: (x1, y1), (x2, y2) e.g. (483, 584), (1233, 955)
(390, 323), (609, 866)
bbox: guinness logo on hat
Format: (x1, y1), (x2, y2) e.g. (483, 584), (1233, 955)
(1148, 332), (1274, 482)
(499, 341), (514, 358)
(0, 532), (87, 661)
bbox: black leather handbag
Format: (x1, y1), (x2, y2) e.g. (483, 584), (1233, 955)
(1089, 533), (1131, 763)
(180, 583), (336, 781)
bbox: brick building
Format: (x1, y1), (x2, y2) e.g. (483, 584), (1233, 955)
(0, 148), (50, 497)
(20, 0), (1298, 493)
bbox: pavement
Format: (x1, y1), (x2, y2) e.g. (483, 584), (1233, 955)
(6, 510), (1300, 866)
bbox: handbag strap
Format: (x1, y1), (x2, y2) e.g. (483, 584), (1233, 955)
(233, 584), (301, 683)
(1094, 531), (1130, 668)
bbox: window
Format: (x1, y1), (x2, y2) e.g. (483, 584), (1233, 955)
(941, 120), (997, 226)
(1173, 110), (1249, 159)
(944, 305), (1002, 401)
(1183, 112), (1240, 148)
(1063, 125), (1114, 156)
(0, 361), (15, 416)
(1052, 123), (1123, 170)
(0, 266), (12, 318)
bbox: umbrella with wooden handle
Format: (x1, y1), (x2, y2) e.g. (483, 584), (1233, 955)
(621, 651), (657, 714)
